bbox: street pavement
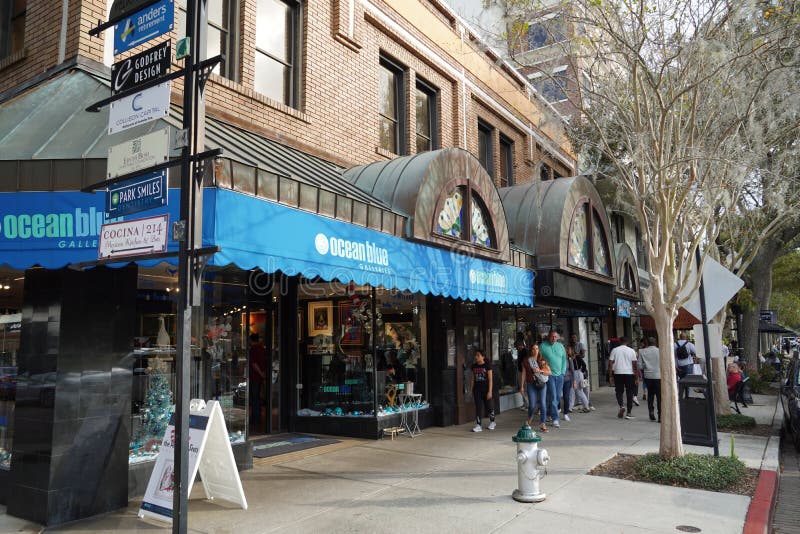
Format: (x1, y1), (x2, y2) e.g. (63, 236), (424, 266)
(0, 387), (781, 534)
(773, 434), (800, 533)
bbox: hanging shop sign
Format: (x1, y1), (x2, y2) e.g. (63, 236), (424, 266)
(139, 400), (248, 523)
(108, 82), (171, 135)
(107, 128), (169, 179)
(106, 171), (167, 218)
(616, 298), (632, 318)
(113, 0), (174, 55)
(98, 213), (169, 259)
(760, 310), (778, 323)
(111, 41), (171, 94)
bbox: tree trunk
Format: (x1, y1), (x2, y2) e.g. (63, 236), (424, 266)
(711, 357), (729, 415)
(655, 306), (683, 457)
(743, 245), (778, 364)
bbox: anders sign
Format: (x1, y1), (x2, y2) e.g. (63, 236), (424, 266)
(98, 214), (168, 259)
(111, 42), (171, 94)
(114, 0), (174, 55)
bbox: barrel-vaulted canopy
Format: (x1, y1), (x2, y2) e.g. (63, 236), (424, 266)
(499, 176), (615, 285)
(345, 148), (510, 263)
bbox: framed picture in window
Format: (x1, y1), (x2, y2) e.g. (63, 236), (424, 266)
(308, 301), (333, 337)
(339, 303), (362, 345)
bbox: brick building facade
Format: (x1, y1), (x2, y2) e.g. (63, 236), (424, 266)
(0, 0), (574, 183)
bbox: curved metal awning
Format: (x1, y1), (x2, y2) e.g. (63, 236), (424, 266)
(344, 148), (510, 262)
(499, 176), (615, 284)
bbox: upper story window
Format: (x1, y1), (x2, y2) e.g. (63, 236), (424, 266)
(255, 0), (300, 107)
(177, 0), (237, 79)
(499, 135), (514, 187)
(0, 0), (25, 59)
(568, 202), (612, 276)
(528, 67), (568, 103)
(478, 120), (494, 178)
(527, 14), (565, 50)
(415, 79), (438, 153)
(612, 213), (625, 243)
(435, 186), (495, 249)
(379, 56), (406, 155)
(620, 262), (637, 292)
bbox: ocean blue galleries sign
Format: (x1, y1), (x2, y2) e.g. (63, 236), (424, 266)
(106, 171), (167, 218)
(114, 0), (174, 55)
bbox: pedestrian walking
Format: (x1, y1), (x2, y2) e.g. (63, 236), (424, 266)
(563, 345), (576, 417)
(570, 346), (592, 412)
(638, 337), (661, 422)
(674, 333), (696, 379)
(519, 342), (552, 432)
(540, 329), (568, 427)
(608, 336), (639, 419)
(470, 349), (495, 432)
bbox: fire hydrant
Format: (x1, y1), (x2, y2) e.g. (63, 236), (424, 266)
(512, 423), (549, 503)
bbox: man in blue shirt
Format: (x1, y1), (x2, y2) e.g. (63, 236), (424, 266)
(540, 329), (567, 427)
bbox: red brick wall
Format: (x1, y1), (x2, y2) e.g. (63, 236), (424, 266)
(0, 0), (574, 179)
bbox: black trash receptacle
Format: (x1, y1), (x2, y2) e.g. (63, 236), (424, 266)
(678, 374), (714, 446)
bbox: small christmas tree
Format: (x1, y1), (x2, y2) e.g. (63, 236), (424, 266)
(139, 369), (173, 443)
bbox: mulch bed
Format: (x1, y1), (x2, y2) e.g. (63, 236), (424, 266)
(588, 453), (760, 496)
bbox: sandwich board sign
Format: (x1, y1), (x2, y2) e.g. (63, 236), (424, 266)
(139, 399), (248, 523)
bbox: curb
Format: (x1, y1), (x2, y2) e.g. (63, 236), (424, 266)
(742, 397), (783, 534)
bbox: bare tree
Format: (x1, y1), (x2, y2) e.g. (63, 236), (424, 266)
(483, 0), (799, 456)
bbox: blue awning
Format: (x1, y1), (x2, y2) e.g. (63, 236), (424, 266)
(0, 189), (533, 306)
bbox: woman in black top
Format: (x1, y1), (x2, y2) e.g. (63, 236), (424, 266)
(470, 349), (495, 432)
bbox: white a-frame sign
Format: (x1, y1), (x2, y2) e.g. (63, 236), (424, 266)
(139, 399), (248, 523)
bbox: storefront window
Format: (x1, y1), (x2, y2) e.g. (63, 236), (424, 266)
(299, 282), (376, 417)
(130, 267), (249, 466)
(0, 295), (21, 471)
(497, 307), (519, 393)
(297, 283), (426, 419)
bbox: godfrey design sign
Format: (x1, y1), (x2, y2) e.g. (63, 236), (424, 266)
(111, 41), (171, 94)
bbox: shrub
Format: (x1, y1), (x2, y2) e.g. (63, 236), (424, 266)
(633, 453), (747, 491)
(717, 413), (756, 429)
(746, 363), (778, 394)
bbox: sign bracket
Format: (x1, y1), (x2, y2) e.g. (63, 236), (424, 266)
(71, 245), (220, 269)
(85, 55), (222, 113)
(81, 148), (222, 193)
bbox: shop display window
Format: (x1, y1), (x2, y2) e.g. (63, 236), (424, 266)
(0, 309), (20, 471)
(130, 267), (250, 466)
(298, 284), (427, 418)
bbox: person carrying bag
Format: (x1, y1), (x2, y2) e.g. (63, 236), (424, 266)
(519, 343), (552, 432)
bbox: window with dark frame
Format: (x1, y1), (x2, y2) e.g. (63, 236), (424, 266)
(177, 0), (237, 80)
(0, 0), (25, 59)
(499, 135), (514, 187)
(379, 56), (406, 155)
(415, 79), (438, 153)
(526, 14), (565, 50)
(255, 0), (300, 107)
(478, 120), (494, 178)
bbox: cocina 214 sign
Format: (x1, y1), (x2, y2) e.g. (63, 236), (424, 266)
(98, 214), (169, 259)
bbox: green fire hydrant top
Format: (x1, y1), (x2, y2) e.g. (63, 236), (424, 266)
(512, 422), (542, 443)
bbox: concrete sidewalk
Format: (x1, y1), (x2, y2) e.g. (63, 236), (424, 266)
(0, 387), (780, 534)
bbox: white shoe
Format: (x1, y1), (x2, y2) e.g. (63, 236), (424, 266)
(472, 424), (482, 432)
(625, 414), (636, 420)
(563, 414), (571, 422)
(633, 397), (640, 406)
(488, 421), (496, 430)
(552, 420), (560, 428)
(589, 405), (596, 411)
